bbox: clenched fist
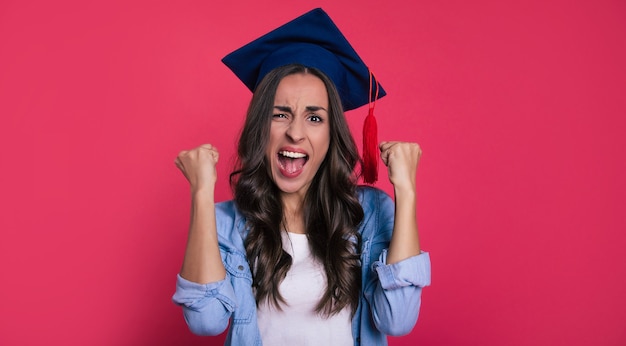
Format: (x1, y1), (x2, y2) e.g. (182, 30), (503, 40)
(379, 141), (422, 191)
(175, 144), (220, 193)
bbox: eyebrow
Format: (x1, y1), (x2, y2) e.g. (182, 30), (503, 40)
(273, 105), (328, 113)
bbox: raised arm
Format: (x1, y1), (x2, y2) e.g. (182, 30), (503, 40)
(378, 141), (422, 264)
(175, 144), (226, 284)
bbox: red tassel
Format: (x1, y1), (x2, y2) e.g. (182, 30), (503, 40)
(363, 107), (378, 184)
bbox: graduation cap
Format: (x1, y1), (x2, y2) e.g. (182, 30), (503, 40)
(222, 8), (384, 184)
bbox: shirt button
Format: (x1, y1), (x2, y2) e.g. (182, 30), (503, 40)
(238, 265), (244, 270)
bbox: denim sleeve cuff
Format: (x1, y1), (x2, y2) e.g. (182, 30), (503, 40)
(172, 274), (236, 312)
(373, 250), (431, 290)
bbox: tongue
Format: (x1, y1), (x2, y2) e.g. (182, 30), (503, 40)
(279, 156), (306, 174)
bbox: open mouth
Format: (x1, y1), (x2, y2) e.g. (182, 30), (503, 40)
(278, 150), (309, 175)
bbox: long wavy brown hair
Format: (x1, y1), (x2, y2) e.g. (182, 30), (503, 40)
(229, 64), (364, 316)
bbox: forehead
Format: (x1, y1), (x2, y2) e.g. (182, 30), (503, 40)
(274, 73), (329, 107)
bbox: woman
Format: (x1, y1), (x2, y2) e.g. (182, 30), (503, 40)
(173, 9), (431, 346)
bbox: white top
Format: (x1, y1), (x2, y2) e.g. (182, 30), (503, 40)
(256, 231), (353, 346)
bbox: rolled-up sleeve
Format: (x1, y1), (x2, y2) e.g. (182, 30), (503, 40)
(373, 250), (431, 289)
(172, 274), (237, 336)
(366, 251), (431, 336)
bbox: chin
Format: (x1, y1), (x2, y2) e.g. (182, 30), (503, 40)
(271, 173), (313, 196)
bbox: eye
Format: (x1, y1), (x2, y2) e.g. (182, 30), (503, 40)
(273, 113), (288, 119)
(308, 114), (323, 123)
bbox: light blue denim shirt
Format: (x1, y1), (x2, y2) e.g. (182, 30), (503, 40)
(173, 186), (431, 346)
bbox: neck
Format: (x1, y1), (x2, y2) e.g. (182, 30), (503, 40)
(281, 191), (304, 216)
(281, 194), (305, 234)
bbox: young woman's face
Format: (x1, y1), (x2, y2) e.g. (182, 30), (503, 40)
(266, 72), (331, 198)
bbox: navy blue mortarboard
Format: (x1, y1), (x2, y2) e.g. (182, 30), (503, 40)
(221, 7), (385, 112)
(222, 8), (384, 183)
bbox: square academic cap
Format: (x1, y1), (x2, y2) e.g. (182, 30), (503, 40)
(221, 8), (386, 112)
(222, 8), (384, 183)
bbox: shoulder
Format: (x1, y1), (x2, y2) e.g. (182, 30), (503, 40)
(357, 185), (394, 214)
(215, 200), (248, 248)
(356, 187), (395, 256)
(356, 186), (395, 239)
(215, 200), (240, 221)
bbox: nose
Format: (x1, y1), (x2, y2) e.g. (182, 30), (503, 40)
(285, 117), (305, 142)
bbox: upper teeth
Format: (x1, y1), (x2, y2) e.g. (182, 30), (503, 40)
(280, 151), (307, 158)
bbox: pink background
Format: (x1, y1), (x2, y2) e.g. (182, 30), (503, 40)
(2, 0), (625, 345)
